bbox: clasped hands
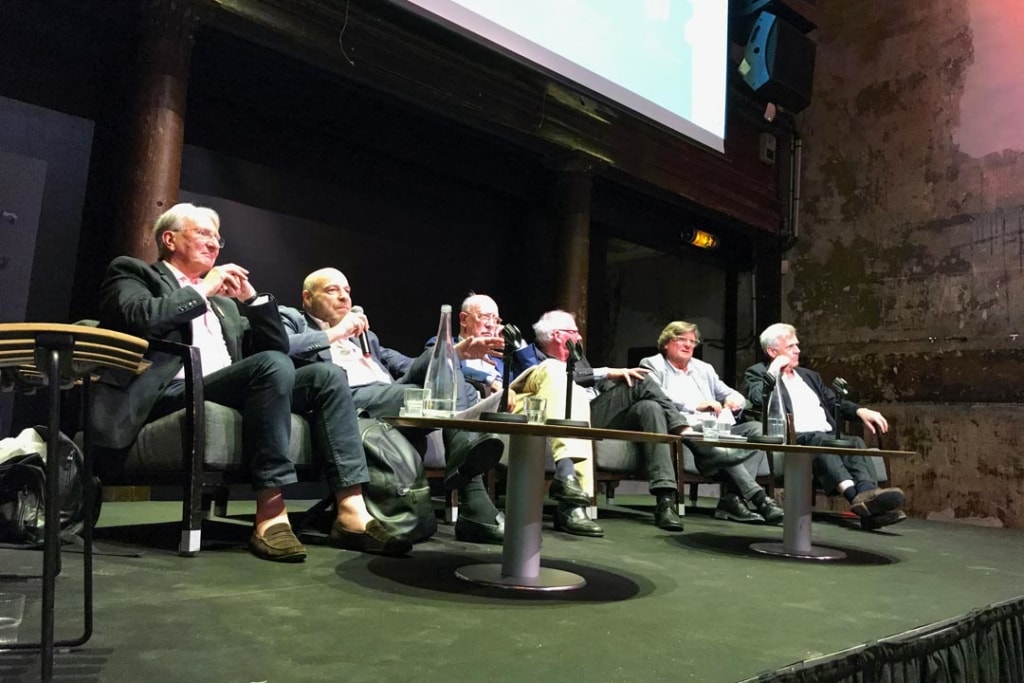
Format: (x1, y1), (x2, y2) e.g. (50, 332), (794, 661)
(200, 263), (256, 301)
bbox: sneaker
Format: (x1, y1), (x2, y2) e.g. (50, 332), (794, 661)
(714, 495), (765, 524)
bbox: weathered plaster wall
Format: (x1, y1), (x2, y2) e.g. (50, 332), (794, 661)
(788, 0), (1024, 526)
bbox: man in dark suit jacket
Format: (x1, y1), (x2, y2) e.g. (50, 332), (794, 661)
(94, 203), (409, 561)
(744, 323), (906, 530)
(279, 267), (506, 545)
(511, 310), (688, 535)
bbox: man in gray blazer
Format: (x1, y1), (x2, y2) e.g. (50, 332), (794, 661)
(640, 321), (783, 524)
(94, 203), (409, 561)
(279, 267), (506, 545)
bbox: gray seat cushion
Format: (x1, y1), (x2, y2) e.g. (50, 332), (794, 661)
(125, 402), (314, 473)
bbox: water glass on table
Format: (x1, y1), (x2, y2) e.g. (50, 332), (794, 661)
(525, 397), (547, 424)
(402, 387), (430, 417)
(0, 592), (25, 644)
(699, 412), (719, 439)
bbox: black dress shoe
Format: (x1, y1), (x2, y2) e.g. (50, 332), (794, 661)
(861, 509), (907, 531)
(756, 497), (785, 525)
(249, 523), (307, 562)
(454, 512), (505, 545)
(713, 495), (765, 524)
(553, 504), (604, 537)
(549, 474), (591, 506)
(654, 494), (684, 532)
(329, 519), (412, 556)
(445, 433), (504, 491)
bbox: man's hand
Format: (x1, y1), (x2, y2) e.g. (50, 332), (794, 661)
(856, 408), (889, 434)
(607, 367), (648, 387)
(767, 354), (791, 378)
(456, 335), (504, 361)
(327, 309), (368, 342)
(696, 401), (724, 415)
(723, 394), (746, 412)
(201, 264), (253, 300)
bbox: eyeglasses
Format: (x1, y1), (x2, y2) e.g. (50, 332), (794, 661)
(555, 328), (580, 336)
(471, 312), (502, 325)
(184, 227), (225, 249)
(670, 336), (699, 347)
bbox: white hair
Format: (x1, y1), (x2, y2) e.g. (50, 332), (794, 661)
(153, 203), (220, 258)
(760, 323), (797, 352)
(533, 309), (575, 346)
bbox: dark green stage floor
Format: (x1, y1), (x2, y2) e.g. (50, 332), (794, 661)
(2, 497), (1023, 682)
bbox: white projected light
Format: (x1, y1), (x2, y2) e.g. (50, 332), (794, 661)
(394, 0), (728, 152)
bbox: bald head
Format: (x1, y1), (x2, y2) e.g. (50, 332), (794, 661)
(302, 268), (352, 326)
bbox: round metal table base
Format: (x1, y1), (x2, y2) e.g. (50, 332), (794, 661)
(455, 564), (587, 591)
(750, 542), (848, 561)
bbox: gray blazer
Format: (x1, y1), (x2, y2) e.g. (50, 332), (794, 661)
(639, 353), (742, 414)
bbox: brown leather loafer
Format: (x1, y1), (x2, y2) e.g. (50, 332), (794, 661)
(850, 487), (905, 518)
(249, 523), (307, 563)
(329, 519), (412, 556)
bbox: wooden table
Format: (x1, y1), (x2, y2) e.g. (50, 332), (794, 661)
(0, 323), (149, 681)
(385, 416), (678, 591)
(686, 434), (914, 560)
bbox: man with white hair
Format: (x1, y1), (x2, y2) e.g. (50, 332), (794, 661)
(456, 293), (507, 398)
(745, 323), (906, 530)
(511, 310), (689, 535)
(94, 203), (410, 561)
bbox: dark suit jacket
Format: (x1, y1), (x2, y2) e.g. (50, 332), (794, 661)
(92, 256), (287, 450)
(278, 305), (415, 380)
(744, 362), (861, 433)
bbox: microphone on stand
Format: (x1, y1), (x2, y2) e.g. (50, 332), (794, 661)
(350, 305), (371, 357)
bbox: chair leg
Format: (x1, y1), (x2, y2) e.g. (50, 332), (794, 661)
(605, 481), (618, 507)
(689, 482), (699, 507)
(445, 489), (459, 524)
(213, 485), (230, 518)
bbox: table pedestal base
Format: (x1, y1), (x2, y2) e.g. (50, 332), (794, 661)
(750, 542), (847, 561)
(455, 564), (586, 591)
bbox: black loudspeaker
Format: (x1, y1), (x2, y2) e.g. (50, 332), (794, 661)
(730, 0), (816, 38)
(741, 11), (816, 113)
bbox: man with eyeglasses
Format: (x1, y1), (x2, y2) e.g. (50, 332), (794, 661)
(94, 203), (410, 562)
(455, 293), (511, 398)
(510, 310), (689, 535)
(640, 321), (784, 524)
(279, 268), (508, 545)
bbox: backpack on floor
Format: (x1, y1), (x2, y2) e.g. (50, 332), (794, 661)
(359, 417), (437, 543)
(0, 426), (94, 546)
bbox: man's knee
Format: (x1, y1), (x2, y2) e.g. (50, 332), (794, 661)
(631, 399), (665, 428)
(248, 350), (296, 386)
(297, 361), (350, 392)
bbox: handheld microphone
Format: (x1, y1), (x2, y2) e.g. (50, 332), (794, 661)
(350, 305), (371, 357)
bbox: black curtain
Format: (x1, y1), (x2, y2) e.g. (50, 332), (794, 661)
(744, 595), (1024, 683)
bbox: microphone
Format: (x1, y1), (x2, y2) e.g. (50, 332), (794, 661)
(350, 305), (371, 357)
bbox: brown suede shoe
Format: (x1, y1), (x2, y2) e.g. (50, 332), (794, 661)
(850, 487), (905, 518)
(249, 523), (307, 563)
(329, 519), (412, 556)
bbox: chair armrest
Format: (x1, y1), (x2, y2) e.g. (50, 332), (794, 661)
(145, 340), (206, 519)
